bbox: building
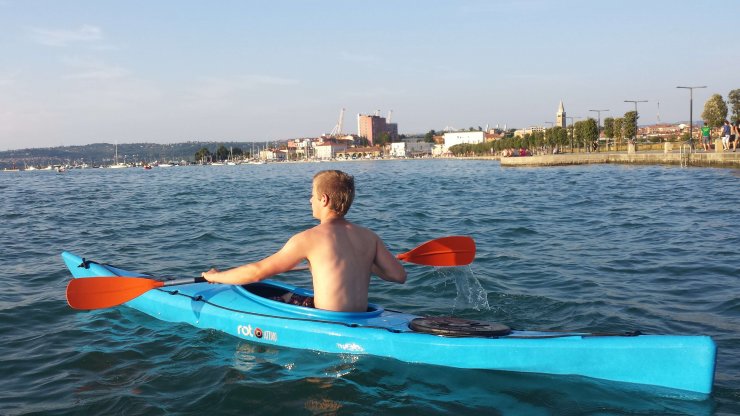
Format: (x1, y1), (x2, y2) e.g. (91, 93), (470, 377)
(335, 146), (383, 160)
(513, 126), (545, 138)
(314, 142), (347, 160)
(556, 100), (566, 128)
(442, 131), (485, 152)
(390, 141), (433, 158)
(637, 123), (689, 140)
(357, 113), (398, 145)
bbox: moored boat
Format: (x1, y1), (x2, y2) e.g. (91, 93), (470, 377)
(61, 251), (716, 395)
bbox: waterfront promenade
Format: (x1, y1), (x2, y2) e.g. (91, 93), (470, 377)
(496, 149), (740, 168)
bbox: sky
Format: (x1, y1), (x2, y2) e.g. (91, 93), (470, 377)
(1, 0), (738, 150)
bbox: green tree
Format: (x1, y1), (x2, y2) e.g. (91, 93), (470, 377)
(583, 118), (598, 151)
(376, 132), (391, 146)
(424, 130), (436, 143)
(574, 120), (597, 150)
(701, 94), (728, 127)
(552, 126), (568, 147)
(215, 145), (229, 161)
(603, 117), (614, 138)
(613, 118), (624, 144)
(194, 147), (211, 163)
(726, 89), (740, 123)
(623, 111), (638, 143)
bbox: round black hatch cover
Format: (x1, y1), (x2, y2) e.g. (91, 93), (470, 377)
(409, 316), (511, 337)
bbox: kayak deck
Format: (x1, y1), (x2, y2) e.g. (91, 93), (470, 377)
(61, 251), (717, 395)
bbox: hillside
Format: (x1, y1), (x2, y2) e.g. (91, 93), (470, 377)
(0, 141), (260, 169)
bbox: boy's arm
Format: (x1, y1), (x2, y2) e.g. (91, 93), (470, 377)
(371, 236), (407, 283)
(203, 234), (308, 285)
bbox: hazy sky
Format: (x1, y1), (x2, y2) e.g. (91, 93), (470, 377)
(1, 0), (738, 150)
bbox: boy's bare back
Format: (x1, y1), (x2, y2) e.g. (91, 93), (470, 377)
(292, 219), (403, 311)
(202, 170), (406, 312)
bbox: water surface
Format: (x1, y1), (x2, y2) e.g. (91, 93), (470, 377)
(1, 160), (738, 415)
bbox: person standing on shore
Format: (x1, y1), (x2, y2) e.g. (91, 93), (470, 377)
(721, 120), (731, 151)
(201, 170), (407, 312)
(730, 121), (739, 152)
(700, 122), (712, 151)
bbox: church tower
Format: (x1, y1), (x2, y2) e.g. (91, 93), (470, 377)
(556, 100), (566, 128)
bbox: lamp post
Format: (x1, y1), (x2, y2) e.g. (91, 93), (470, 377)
(544, 122), (554, 150)
(565, 116), (582, 152)
(588, 109), (609, 152)
(676, 86), (706, 150)
(624, 100), (648, 144)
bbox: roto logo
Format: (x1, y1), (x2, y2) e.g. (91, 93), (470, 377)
(237, 324), (278, 342)
(237, 324), (253, 337)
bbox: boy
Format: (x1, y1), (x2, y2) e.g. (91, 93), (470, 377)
(202, 170), (406, 312)
(700, 122), (711, 151)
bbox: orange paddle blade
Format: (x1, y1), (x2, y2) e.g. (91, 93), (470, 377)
(66, 276), (164, 310)
(396, 236), (476, 266)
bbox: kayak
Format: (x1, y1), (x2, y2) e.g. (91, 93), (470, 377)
(61, 251), (716, 395)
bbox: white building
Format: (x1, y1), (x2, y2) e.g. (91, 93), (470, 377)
(314, 143), (348, 160)
(390, 141), (433, 158)
(442, 131), (485, 152)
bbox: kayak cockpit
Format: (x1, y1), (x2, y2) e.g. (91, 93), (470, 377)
(237, 280), (385, 319)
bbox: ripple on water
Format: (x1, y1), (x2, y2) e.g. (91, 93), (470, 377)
(1, 161), (738, 414)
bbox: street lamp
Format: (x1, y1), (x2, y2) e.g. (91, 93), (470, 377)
(676, 86), (706, 150)
(624, 100), (648, 143)
(565, 116), (582, 152)
(544, 122), (554, 150)
(589, 109), (610, 151)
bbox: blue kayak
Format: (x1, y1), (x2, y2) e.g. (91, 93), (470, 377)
(61, 251), (716, 394)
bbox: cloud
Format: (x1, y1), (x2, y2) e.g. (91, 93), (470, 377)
(60, 56), (130, 80)
(29, 24), (103, 47)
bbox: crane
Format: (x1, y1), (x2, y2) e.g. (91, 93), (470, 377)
(330, 108), (345, 137)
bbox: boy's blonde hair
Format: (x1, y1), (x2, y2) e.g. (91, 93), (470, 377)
(313, 170), (355, 216)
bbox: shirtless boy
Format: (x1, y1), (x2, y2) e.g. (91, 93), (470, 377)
(202, 170), (406, 312)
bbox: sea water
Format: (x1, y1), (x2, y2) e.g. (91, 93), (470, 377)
(1, 160), (738, 415)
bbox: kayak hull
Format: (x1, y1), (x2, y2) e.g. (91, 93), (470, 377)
(61, 251), (716, 395)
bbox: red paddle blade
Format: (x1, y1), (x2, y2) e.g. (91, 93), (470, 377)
(397, 236), (476, 266)
(66, 276), (164, 310)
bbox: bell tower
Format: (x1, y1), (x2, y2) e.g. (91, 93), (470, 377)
(556, 100), (566, 128)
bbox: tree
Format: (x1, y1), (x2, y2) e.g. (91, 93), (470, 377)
(194, 147), (211, 164)
(623, 111), (638, 143)
(701, 94), (728, 127)
(424, 130), (436, 143)
(727, 89), (740, 123)
(613, 118), (624, 144)
(553, 126), (568, 147)
(603, 117), (615, 139)
(376, 132), (391, 146)
(574, 120), (597, 150)
(583, 118), (598, 151)
(216, 145), (229, 161)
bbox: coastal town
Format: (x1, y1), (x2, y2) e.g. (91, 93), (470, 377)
(2, 96), (740, 171)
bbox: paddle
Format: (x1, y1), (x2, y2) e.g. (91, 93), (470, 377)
(66, 235), (475, 310)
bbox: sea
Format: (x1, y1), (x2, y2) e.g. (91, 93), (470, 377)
(1, 159), (738, 415)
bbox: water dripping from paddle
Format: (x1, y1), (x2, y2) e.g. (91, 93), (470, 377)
(434, 266), (491, 313)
